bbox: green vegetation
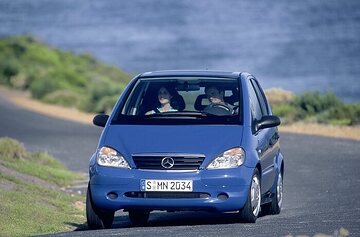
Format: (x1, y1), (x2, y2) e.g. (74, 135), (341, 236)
(0, 35), (131, 113)
(267, 89), (360, 126)
(1, 35), (359, 125)
(0, 137), (86, 236)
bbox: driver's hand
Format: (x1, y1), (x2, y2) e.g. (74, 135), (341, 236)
(210, 97), (222, 104)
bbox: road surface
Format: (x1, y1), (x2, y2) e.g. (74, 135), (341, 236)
(0, 96), (359, 237)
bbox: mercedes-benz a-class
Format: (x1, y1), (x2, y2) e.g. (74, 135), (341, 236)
(87, 70), (284, 229)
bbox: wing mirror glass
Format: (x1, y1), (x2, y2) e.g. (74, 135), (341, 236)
(93, 114), (109, 127)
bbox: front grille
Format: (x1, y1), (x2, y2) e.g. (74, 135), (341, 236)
(132, 154), (205, 170)
(124, 192), (210, 199)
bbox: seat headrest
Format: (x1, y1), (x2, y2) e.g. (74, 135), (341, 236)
(171, 94), (185, 111)
(194, 94), (208, 111)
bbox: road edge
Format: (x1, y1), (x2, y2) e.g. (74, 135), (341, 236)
(1, 86), (359, 141)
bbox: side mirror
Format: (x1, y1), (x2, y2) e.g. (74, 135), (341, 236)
(256, 115), (281, 131)
(93, 114), (109, 127)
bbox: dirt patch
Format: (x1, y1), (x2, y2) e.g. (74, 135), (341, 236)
(0, 86), (95, 125)
(73, 201), (85, 211)
(280, 122), (360, 141)
(0, 179), (16, 191)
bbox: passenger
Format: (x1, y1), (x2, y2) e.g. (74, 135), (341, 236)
(204, 85), (233, 114)
(145, 86), (178, 115)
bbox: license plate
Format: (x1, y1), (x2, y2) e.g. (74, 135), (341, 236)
(140, 179), (193, 192)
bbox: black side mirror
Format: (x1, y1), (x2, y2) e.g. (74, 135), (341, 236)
(93, 114), (109, 127)
(256, 115), (281, 131)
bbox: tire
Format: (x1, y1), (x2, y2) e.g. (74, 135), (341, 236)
(262, 172), (283, 215)
(86, 186), (114, 229)
(238, 169), (261, 223)
(128, 210), (150, 226)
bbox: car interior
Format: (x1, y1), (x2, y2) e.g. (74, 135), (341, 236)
(126, 80), (240, 116)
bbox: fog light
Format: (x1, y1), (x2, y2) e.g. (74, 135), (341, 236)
(107, 192), (118, 200)
(217, 193), (229, 201)
(200, 193), (211, 198)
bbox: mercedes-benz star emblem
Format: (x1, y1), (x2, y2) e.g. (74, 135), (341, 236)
(161, 157), (175, 169)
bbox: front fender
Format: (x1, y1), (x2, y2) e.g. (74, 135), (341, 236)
(276, 151), (284, 175)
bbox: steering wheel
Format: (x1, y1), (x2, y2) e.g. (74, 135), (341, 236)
(204, 103), (233, 115)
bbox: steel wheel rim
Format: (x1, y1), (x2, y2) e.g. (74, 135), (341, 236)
(277, 173), (283, 208)
(251, 176), (261, 216)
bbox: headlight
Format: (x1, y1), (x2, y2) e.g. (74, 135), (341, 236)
(97, 146), (130, 169)
(207, 147), (245, 170)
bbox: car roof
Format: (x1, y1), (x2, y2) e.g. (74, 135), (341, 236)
(139, 70), (242, 79)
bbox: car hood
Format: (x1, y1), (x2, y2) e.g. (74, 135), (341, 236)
(101, 125), (243, 166)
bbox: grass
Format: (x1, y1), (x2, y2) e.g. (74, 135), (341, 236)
(0, 137), (86, 237)
(1, 151), (80, 187)
(0, 138), (81, 186)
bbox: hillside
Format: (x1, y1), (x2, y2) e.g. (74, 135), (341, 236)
(1, 35), (359, 126)
(0, 35), (132, 113)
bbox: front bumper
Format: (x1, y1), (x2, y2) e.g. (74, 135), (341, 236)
(89, 165), (253, 212)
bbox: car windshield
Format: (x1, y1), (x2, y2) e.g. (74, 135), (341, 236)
(112, 77), (242, 125)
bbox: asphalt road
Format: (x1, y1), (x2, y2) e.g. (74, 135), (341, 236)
(0, 97), (359, 237)
(0, 97), (102, 172)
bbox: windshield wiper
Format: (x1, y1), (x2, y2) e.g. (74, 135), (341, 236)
(145, 111), (213, 118)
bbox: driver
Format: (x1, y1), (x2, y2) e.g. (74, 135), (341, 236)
(204, 85), (234, 114)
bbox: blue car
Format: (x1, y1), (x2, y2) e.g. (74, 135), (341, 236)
(87, 70), (284, 229)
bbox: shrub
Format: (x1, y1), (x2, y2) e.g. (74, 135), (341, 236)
(0, 137), (27, 159)
(320, 103), (360, 125)
(270, 91), (360, 126)
(0, 60), (20, 85)
(272, 104), (297, 124)
(29, 76), (67, 99)
(42, 90), (85, 108)
(22, 39), (61, 67)
(293, 92), (342, 117)
(9, 73), (28, 89)
(82, 78), (123, 112)
(94, 94), (119, 114)
(9, 40), (28, 56)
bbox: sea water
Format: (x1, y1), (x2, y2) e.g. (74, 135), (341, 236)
(0, 0), (359, 102)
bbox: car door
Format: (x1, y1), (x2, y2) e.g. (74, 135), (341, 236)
(247, 78), (278, 193)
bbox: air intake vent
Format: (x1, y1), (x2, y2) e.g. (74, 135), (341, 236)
(125, 192), (210, 199)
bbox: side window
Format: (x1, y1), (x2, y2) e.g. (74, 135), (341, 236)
(247, 80), (263, 122)
(250, 79), (269, 116)
(121, 80), (147, 115)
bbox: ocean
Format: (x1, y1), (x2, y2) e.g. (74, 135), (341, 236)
(0, 0), (359, 102)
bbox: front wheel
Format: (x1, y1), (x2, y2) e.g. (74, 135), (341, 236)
(238, 169), (261, 223)
(86, 187), (114, 229)
(262, 172), (283, 215)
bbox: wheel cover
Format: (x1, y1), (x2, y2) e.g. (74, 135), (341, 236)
(277, 173), (283, 208)
(251, 176), (261, 216)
